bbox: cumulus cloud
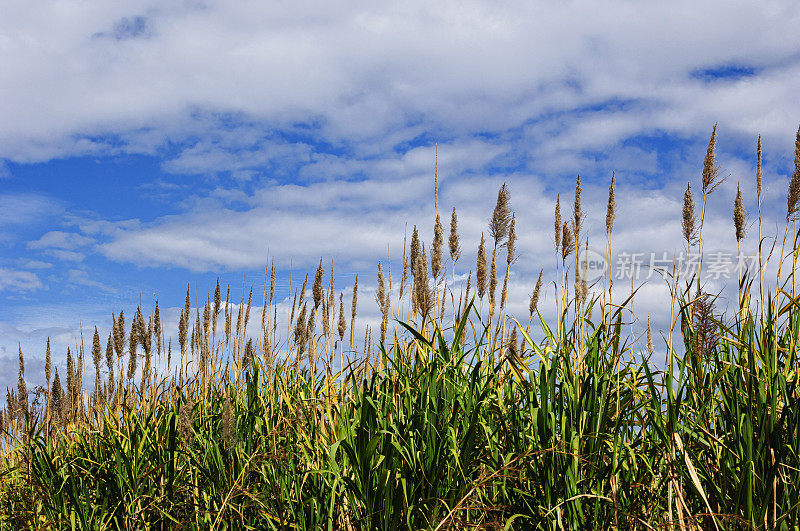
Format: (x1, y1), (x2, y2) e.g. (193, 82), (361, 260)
(0, 0), (799, 164)
(28, 230), (95, 250)
(17, 259), (53, 270)
(0, 193), (61, 235)
(66, 269), (117, 293)
(43, 249), (86, 263)
(0, 268), (43, 292)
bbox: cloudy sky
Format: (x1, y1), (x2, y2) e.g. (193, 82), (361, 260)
(2, 0), (800, 393)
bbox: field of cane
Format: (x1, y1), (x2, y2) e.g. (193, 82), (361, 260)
(1, 126), (800, 529)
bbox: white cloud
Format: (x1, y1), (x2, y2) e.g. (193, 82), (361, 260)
(0, 193), (61, 230)
(66, 269), (117, 293)
(28, 230), (95, 250)
(0, 268), (43, 292)
(17, 259), (53, 270)
(0, 0), (799, 164)
(93, 138), (513, 272)
(44, 249), (86, 263)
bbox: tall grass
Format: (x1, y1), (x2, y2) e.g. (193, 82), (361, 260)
(2, 127), (800, 529)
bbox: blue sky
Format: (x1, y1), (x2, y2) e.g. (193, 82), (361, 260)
(2, 0), (800, 393)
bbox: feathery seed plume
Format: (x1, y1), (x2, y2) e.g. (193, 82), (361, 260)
(92, 327), (102, 372)
(6, 390), (16, 424)
(324, 260), (334, 337)
(178, 309), (189, 358)
(529, 270), (543, 315)
(66, 348), (75, 417)
(489, 183), (512, 248)
(51, 369), (63, 421)
(289, 290), (298, 330)
(414, 246), (433, 318)
(179, 398), (194, 445)
(184, 285), (191, 318)
(646, 318), (654, 357)
(306, 308), (316, 348)
(734, 183), (746, 242)
(203, 297), (211, 346)
(702, 124), (722, 195)
(298, 273), (308, 310)
(313, 259), (324, 309)
(384, 253), (392, 303)
(477, 233), (487, 298)
(294, 304), (308, 356)
(136, 309), (150, 356)
(154, 300), (162, 354)
(105, 333), (114, 371)
(606, 172), (616, 234)
(45, 337), (51, 384)
(509, 327), (518, 355)
(128, 319), (138, 382)
(114, 311), (125, 358)
(561, 222), (574, 261)
(212, 281), (220, 341)
(17, 345), (27, 415)
(214, 279), (221, 317)
(142, 317), (153, 386)
(244, 287), (253, 331)
(409, 227), (420, 283)
(756, 135), (763, 200)
(260, 272), (268, 341)
(225, 284), (232, 343)
(77, 344), (84, 414)
(377, 262), (388, 343)
(449, 207), (461, 264)
(337, 293), (346, 342)
(269, 261), (276, 305)
(682, 182), (697, 245)
(500, 269), (509, 314)
(128, 312), (139, 381)
(321, 294), (329, 338)
(575, 272), (584, 306)
(191, 314), (198, 358)
(105, 333), (115, 399)
(573, 174), (582, 242)
(432, 213), (443, 279)
(554, 195), (562, 253)
(489, 250), (497, 307)
(236, 293), (244, 340)
(350, 275), (359, 349)
(506, 214), (516, 265)
(580, 246), (589, 303)
(92, 327), (102, 406)
(196, 308), (205, 376)
(351, 275), (358, 321)
(439, 282), (447, 319)
(399, 229), (409, 302)
(789, 125), (800, 220)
